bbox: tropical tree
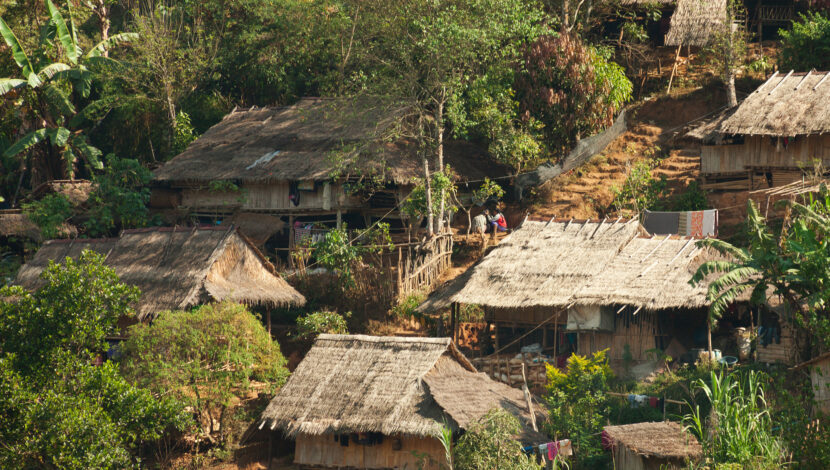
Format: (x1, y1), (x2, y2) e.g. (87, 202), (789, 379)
(0, 0), (135, 191)
(691, 191), (830, 354)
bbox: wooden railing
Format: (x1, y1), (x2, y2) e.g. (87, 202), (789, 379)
(471, 353), (549, 389)
(396, 233), (453, 299)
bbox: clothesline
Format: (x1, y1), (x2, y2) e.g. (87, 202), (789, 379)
(606, 391), (685, 406)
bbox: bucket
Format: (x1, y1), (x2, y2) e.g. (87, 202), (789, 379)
(719, 356), (738, 366)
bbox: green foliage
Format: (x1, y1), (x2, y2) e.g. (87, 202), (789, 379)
(671, 180), (709, 211)
(453, 408), (541, 470)
(683, 369), (785, 467)
(401, 166), (458, 222)
(0, 252), (186, 468)
(21, 193), (74, 239)
(391, 292), (427, 319)
(768, 368), (830, 468)
(0, 250), (138, 375)
(611, 160), (667, 216)
(296, 310), (350, 339)
(779, 12), (830, 72)
(544, 350), (613, 466)
(172, 110), (198, 155)
(518, 32), (632, 157)
(119, 301), (289, 443)
(84, 155), (155, 237)
(691, 190), (830, 348)
(311, 225), (361, 287)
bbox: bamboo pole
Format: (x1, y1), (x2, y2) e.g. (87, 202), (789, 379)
(667, 45), (682, 93)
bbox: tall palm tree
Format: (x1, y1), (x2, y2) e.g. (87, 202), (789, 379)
(0, 0), (136, 197)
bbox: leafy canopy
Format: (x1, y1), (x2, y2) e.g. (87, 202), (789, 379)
(779, 12), (830, 72)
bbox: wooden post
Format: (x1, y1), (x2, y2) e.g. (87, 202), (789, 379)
(288, 215), (295, 269)
(267, 431), (273, 470)
(267, 308), (272, 337)
(336, 209), (342, 229)
(667, 45), (682, 93)
(521, 363), (538, 432)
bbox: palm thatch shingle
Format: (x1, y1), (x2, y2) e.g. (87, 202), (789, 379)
(153, 97), (509, 185)
(259, 334), (546, 442)
(665, 0), (727, 47)
(14, 226), (305, 320)
(720, 71), (830, 136)
(426, 219), (713, 311)
(603, 421), (702, 460)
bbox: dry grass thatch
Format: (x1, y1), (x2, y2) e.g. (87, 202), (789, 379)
(29, 179), (95, 205)
(720, 71), (830, 136)
(153, 97), (509, 185)
(259, 335), (546, 442)
(430, 219), (713, 311)
(619, 0), (674, 4)
(604, 421), (703, 459)
(665, 0), (727, 47)
(14, 226), (305, 320)
(0, 211), (41, 239)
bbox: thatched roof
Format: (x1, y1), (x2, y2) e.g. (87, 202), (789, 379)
(619, 0), (674, 4)
(14, 226), (305, 320)
(603, 421), (702, 459)
(259, 335), (546, 442)
(720, 71), (830, 136)
(154, 97), (509, 185)
(793, 351), (830, 371)
(424, 219), (713, 311)
(665, 0), (726, 47)
(684, 107), (734, 144)
(0, 211), (41, 240)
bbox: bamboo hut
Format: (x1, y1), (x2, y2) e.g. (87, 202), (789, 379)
(603, 421), (702, 470)
(258, 334), (546, 469)
(418, 219), (721, 373)
(793, 352), (830, 414)
(664, 0), (727, 47)
(152, 97), (508, 257)
(14, 226), (305, 321)
(0, 210), (43, 241)
(701, 71), (830, 191)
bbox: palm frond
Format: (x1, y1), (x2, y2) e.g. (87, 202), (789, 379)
(695, 238), (750, 262)
(691, 260), (739, 285)
(46, 0), (80, 64)
(42, 84), (76, 116)
(86, 32), (138, 58)
(710, 284), (752, 319)
(37, 62), (71, 81)
(69, 135), (103, 170)
(47, 127), (71, 147)
(0, 17), (37, 80)
(2, 129), (48, 158)
(707, 266), (760, 294)
(0, 78), (27, 95)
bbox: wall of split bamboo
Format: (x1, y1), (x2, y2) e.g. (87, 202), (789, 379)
(471, 354), (548, 389)
(576, 310), (662, 362)
(396, 234), (453, 299)
(181, 182), (363, 211)
(294, 433), (444, 469)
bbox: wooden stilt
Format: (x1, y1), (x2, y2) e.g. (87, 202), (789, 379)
(267, 431), (273, 470)
(288, 215), (295, 269)
(267, 308), (272, 336)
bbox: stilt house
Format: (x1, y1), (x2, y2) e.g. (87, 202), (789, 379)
(14, 226), (306, 323)
(258, 334), (546, 469)
(701, 71), (830, 191)
(418, 219), (721, 375)
(151, 97), (507, 258)
(793, 351), (830, 414)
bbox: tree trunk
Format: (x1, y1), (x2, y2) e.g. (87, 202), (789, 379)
(707, 316), (714, 362)
(435, 98), (445, 233)
(94, 1), (110, 57)
(423, 154), (434, 236)
(726, 73), (738, 107)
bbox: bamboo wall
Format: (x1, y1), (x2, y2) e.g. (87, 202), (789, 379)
(701, 135), (830, 176)
(294, 433), (445, 469)
(612, 446), (687, 470)
(808, 357), (830, 414)
(576, 310), (663, 362)
(396, 234), (453, 298)
(180, 182), (365, 212)
(756, 324), (796, 365)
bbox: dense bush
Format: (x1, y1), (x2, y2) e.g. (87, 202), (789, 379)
(296, 310), (351, 339)
(0, 251), (187, 468)
(544, 350), (613, 467)
(119, 301), (290, 444)
(779, 12), (830, 71)
(453, 409), (541, 470)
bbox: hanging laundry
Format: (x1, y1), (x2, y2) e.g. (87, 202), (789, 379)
(649, 396), (658, 408)
(601, 430), (614, 451)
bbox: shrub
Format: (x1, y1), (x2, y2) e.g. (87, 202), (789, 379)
(119, 301), (289, 444)
(779, 12), (830, 71)
(611, 160), (667, 216)
(296, 310), (350, 339)
(21, 193), (74, 239)
(544, 350), (613, 466)
(453, 409), (541, 470)
(84, 155), (156, 238)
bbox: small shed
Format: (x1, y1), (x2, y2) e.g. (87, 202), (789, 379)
(793, 352), (830, 414)
(603, 421), (702, 470)
(14, 226), (306, 322)
(258, 334), (546, 469)
(665, 0), (727, 47)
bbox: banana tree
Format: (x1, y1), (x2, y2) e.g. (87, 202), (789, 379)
(0, 0), (136, 195)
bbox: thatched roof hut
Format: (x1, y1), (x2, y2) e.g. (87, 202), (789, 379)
(604, 421), (702, 469)
(429, 219), (711, 311)
(665, 0), (727, 47)
(0, 210), (42, 240)
(154, 97), (507, 186)
(14, 226), (305, 320)
(720, 71), (830, 137)
(28, 179), (95, 205)
(260, 334), (544, 439)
